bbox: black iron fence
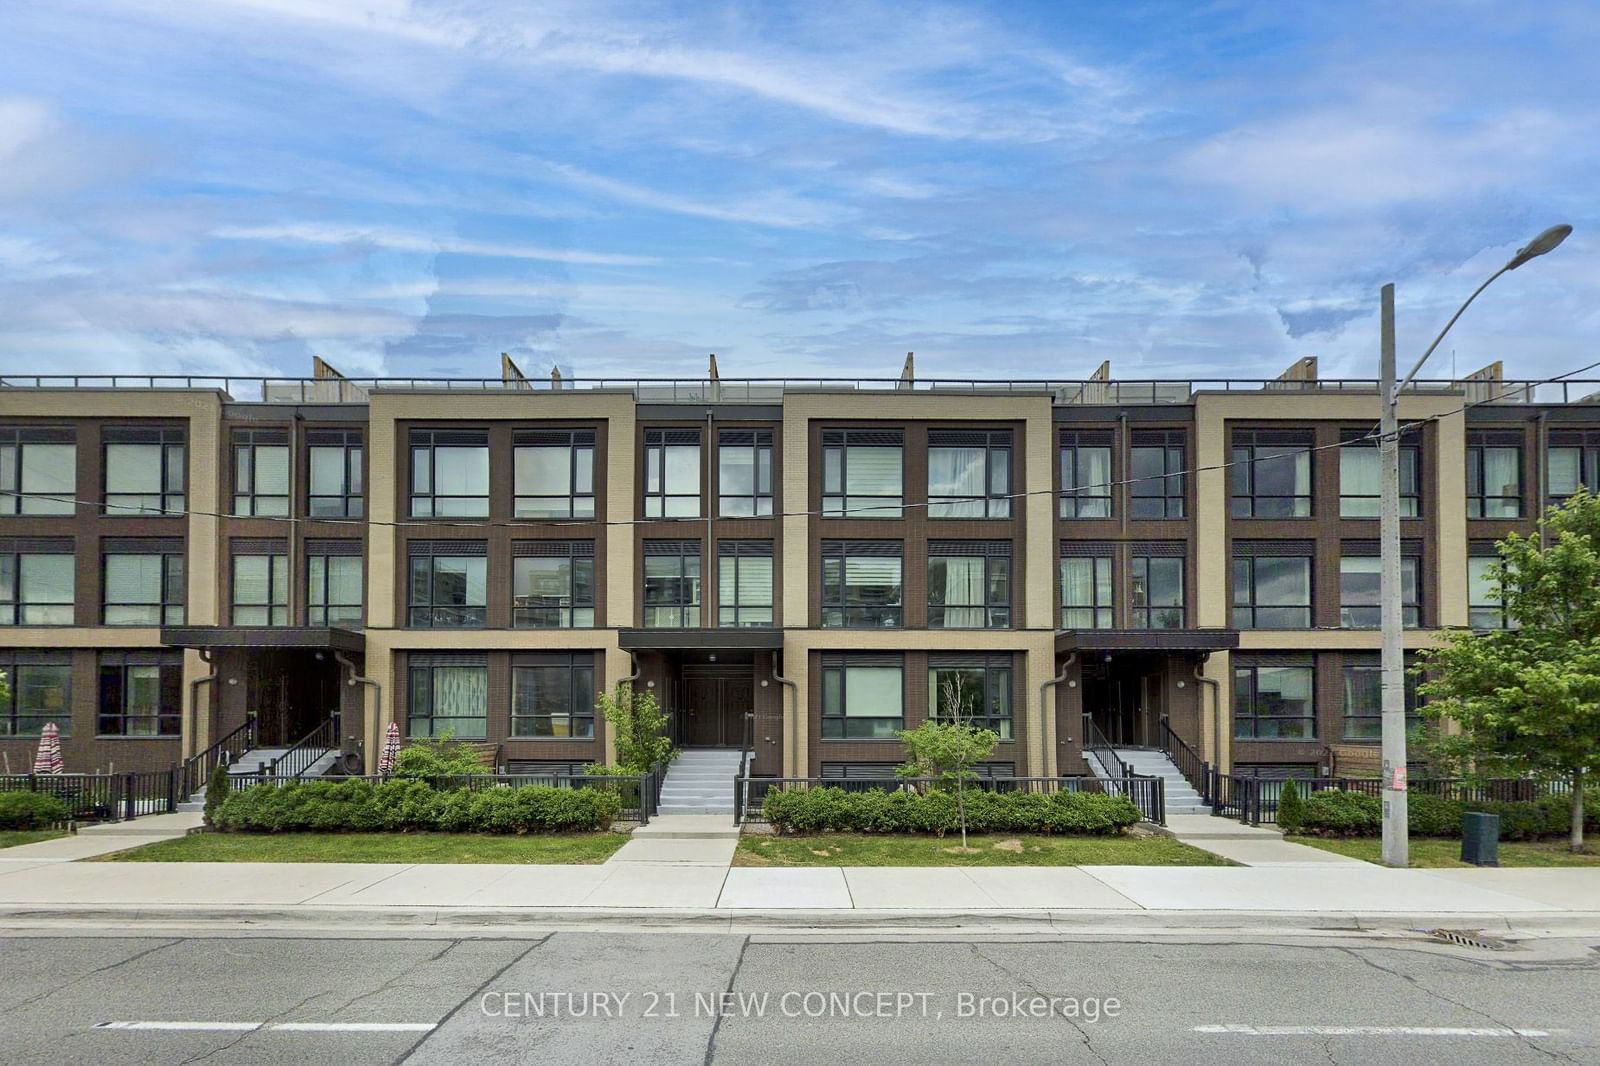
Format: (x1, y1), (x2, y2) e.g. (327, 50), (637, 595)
(736, 774), (1165, 827)
(180, 715), (257, 797)
(1081, 715), (1130, 780)
(0, 770), (180, 823)
(1211, 774), (1567, 826)
(221, 770), (656, 824)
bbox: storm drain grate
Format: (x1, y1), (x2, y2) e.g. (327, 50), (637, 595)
(1430, 929), (1509, 950)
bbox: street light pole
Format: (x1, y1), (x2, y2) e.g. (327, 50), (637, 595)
(1378, 224), (1572, 869)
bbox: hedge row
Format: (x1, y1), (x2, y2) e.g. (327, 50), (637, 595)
(1286, 788), (1599, 839)
(761, 786), (1142, 836)
(0, 792), (70, 830)
(215, 779), (621, 834)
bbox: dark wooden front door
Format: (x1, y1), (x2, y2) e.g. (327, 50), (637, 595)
(684, 673), (752, 747)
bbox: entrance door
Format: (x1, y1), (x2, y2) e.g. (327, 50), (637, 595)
(683, 674), (752, 747)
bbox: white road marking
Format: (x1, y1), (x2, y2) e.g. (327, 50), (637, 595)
(1193, 1025), (1555, 1037)
(96, 1021), (437, 1033)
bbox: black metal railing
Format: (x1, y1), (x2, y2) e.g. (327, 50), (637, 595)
(1081, 714), (1130, 780)
(737, 775), (1165, 827)
(259, 715), (339, 780)
(222, 771), (653, 824)
(180, 714), (257, 797)
(1158, 716), (1212, 805)
(0, 770), (180, 823)
(1212, 775), (1565, 826)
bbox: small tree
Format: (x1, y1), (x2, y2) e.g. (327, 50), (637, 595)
(391, 731), (491, 780)
(203, 761), (230, 828)
(597, 683), (674, 774)
(1277, 779), (1304, 833)
(1418, 489), (1600, 852)
(897, 672), (999, 848)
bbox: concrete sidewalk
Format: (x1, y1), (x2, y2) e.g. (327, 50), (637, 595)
(0, 811), (203, 863)
(1162, 814), (1369, 866)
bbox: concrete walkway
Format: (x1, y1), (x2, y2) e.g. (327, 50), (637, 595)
(0, 811), (203, 863)
(1163, 813), (1369, 867)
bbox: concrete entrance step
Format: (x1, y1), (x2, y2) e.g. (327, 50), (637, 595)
(632, 815), (741, 840)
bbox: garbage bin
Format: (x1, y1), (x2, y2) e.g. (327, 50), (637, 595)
(1461, 811), (1500, 866)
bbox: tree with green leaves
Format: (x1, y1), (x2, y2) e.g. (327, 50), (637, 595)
(897, 671), (999, 848)
(596, 683), (675, 774)
(1417, 489), (1600, 852)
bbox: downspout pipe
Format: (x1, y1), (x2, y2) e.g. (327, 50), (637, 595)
(1194, 654), (1222, 770)
(771, 657), (799, 778)
(1041, 653), (1074, 777)
(188, 649), (219, 761)
(334, 651), (380, 774)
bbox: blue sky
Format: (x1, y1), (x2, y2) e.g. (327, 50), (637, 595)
(1, 0), (1597, 383)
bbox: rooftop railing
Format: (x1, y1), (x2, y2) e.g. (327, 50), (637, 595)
(1, 375), (1595, 406)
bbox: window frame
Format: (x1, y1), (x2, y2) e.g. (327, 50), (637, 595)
(0, 428), (76, 516)
(822, 429), (904, 519)
(717, 429), (774, 518)
(1466, 443), (1523, 519)
(1231, 432), (1312, 518)
(231, 552), (288, 626)
(97, 657), (182, 737)
(1468, 554), (1512, 630)
(1129, 434), (1185, 519)
(1231, 553), (1312, 629)
(231, 429), (290, 517)
(1058, 435), (1113, 519)
(102, 551), (185, 626)
(1340, 661), (1422, 741)
(306, 430), (364, 518)
(642, 541), (702, 628)
(407, 546), (488, 628)
(1059, 553), (1113, 629)
(820, 541), (904, 628)
(643, 429), (702, 518)
(1233, 662), (1317, 740)
(0, 657), (72, 737)
(511, 655), (596, 739)
(928, 655), (1013, 740)
(820, 656), (904, 740)
(1547, 443), (1600, 502)
(1130, 554), (1184, 629)
(512, 543), (596, 629)
(103, 428), (185, 517)
(407, 660), (488, 740)
(307, 553), (363, 627)
(513, 429), (596, 520)
(717, 540), (774, 628)
(1339, 439), (1420, 519)
(927, 546), (1010, 629)
(1338, 553), (1420, 628)
(927, 430), (1011, 519)
(409, 429), (490, 519)
(0, 551), (76, 626)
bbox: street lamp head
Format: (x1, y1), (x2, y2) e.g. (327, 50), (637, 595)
(1505, 224), (1572, 270)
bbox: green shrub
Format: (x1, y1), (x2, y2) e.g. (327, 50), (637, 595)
(1406, 793), (1465, 837)
(390, 732), (491, 781)
(1297, 790), (1382, 836)
(1276, 780), (1304, 833)
(215, 781), (620, 834)
(761, 786), (1141, 836)
(0, 791), (70, 829)
(203, 762), (231, 828)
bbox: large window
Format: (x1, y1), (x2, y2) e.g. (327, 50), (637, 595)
(1058, 433), (1112, 518)
(231, 429), (289, 517)
(0, 428), (75, 515)
(1231, 431), (1311, 518)
(1130, 431), (1185, 519)
(1468, 553), (1511, 629)
(718, 430), (774, 517)
(929, 655), (1012, 740)
(821, 655), (903, 739)
(822, 429), (903, 518)
(643, 429), (701, 518)
(408, 545), (487, 627)
(513, 542), (595, 628)
(231, 552), (288, 625)
(1232, 550), (1311, 629)
(104, 428), (185, 516)
(1466, 440), (1522, 518)
(1059, 553), (1112, 629)
(307, 551), (363, 626)
(1340, 437), (1419, 518)
(1341, 661), (1422, 741)
(643, 541), (701, 627)
(927, 543), (1010, 628)
(1130, 553), (1184, 629)
(514, 429), (595, 519)
(103, 549), (184, 625)
(821, 541), (903, 628)
(928, 430), (1011, 519)
(307, 430), (363, 518)
(512, 655), (595, 738)
(1234, 662), (1315, 739)
(410, 429), (489, 518)
(717, 540), (773, 627)
(1339, 553), (1419, 628)
(97, 654), (181, 736)
(407, 659), (487, 740)
(0, 655), (71, 736)
(0, 551), (74, 625)
(1548, 439), (1600, 502)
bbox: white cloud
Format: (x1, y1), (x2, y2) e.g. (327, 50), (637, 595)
(210, 222), (659, 265)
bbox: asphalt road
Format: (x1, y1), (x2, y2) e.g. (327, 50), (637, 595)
(1, 929), (1597, 1065)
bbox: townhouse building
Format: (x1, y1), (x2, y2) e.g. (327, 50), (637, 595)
(1, 362), (1595, 794)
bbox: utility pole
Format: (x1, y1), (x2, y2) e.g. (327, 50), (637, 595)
(1379, 283), (1409, 868)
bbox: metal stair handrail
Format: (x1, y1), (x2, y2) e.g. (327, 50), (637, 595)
(263, 715), (341, 779)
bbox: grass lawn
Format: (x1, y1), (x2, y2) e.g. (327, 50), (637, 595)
(735, 832), (1231, 867)
(92, 831), (628, 864)
(1287, 836), (1600, 868)
(0, 830), (67, 849)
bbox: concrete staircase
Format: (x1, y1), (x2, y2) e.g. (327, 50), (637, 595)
(1111, 747), (1211, 815)
(226, 747), (339, 778)
(658, 749), (745, 815)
